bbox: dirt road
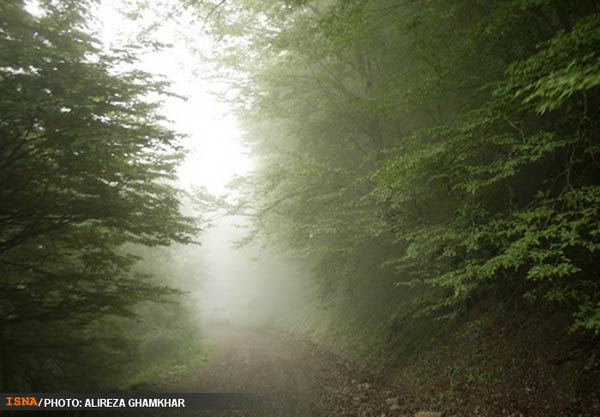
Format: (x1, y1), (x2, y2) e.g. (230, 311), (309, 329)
(160, 324), (398, 417)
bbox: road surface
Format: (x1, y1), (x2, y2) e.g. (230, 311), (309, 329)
(157, 324), (392, 417)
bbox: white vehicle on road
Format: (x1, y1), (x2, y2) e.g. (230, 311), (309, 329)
(207, 307), (231, 324)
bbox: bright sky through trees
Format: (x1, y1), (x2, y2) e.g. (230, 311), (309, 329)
(93, 0), (252, 194)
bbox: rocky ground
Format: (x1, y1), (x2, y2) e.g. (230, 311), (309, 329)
(151, 324), (419, 417)
(147, 323), (598, 417)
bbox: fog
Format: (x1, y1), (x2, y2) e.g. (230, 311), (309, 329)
(196, 216), (311, 329)
(86, 0), (314, 333)
(6, 1), (599, 412)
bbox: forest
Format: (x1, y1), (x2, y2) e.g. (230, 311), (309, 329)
(1, 0), (599, 416)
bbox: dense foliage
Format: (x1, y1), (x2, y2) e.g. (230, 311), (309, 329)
(194, 0), (600, 341)
(0, 0), (197, 390)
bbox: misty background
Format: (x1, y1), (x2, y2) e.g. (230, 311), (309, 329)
(2, 1), (599, 416)
(91, 0), (311, 331)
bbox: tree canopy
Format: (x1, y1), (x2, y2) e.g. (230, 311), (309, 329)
(0, 0), (196, 390)
(194, 0), (600, 339)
